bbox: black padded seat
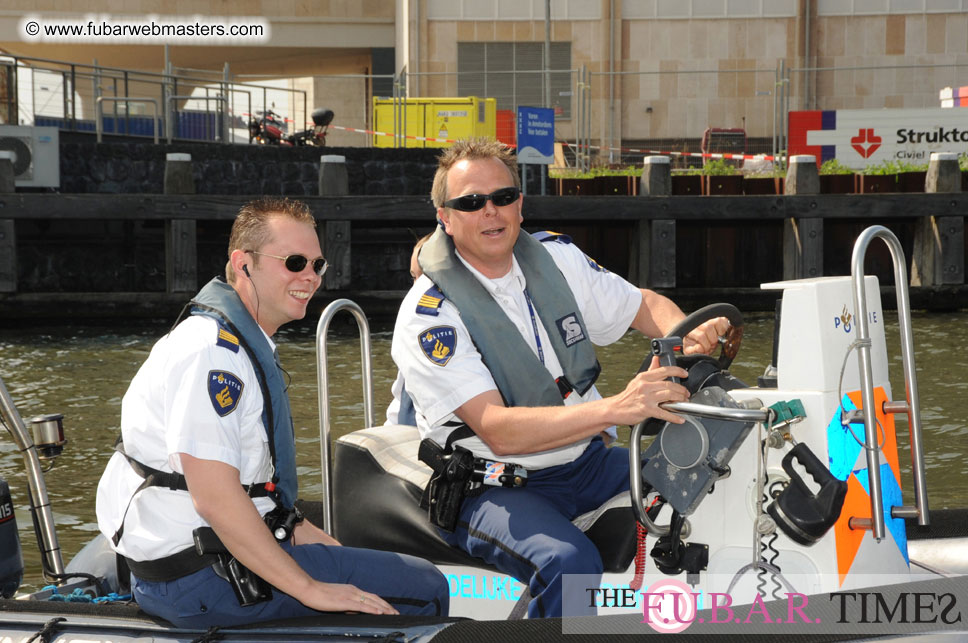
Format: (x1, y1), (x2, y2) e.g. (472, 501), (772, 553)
(333, 424), (492, 567)
(332, 425), (638, 573)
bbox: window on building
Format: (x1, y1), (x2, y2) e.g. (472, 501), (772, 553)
(457, 42), (572, 119)
(371, 48), (395, 98)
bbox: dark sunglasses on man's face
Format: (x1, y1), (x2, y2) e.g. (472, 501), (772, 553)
(246, 250), (328, 276)
(443, 186), (521, 212)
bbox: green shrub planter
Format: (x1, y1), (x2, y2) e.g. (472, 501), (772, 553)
(743, 176), (783, 195)
(819, 159), (857, 194)
(857, 174), (896, 193)
(819, 174), (856, 194)
(896, 170), (927, 192)
(556, 177), (600, 195)
(704, 174), (744, 195)
(671, 174), (702, 195)
(598, 175), (635, 195)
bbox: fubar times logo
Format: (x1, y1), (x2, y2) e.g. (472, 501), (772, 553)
(639, 579), (816, 634)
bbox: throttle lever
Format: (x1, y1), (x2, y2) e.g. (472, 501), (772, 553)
(651, 336), (683, 384)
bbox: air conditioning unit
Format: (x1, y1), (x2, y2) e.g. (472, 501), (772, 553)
(0, 125), (60, 188)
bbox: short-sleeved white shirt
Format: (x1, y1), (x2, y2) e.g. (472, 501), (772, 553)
(96, 315), (277, 562)
(391, 238), (641, 470)
(384, 371), (406, 425)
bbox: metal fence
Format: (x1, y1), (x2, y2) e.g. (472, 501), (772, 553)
(0, 55), (309, 144)
(585, 65), (784, 169)
(575, 60), (968, 170)
(384, 64), (784, 171)
(4, 54), (966, 171)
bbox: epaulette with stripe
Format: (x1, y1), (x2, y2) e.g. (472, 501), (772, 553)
(214, 322), (241, 353)
(416, 284), (446, 316)
(531, 230), (573, 244)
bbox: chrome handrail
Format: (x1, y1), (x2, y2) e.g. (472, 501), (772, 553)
(661, 402), (772, 424)
(630, 402), (772, 535)
(0, 375), (65, 580)
(629, 420), (670, 537)
(315, 299), (374, 533)
(850, 225), (930, 541)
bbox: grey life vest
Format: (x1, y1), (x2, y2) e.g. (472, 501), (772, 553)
(191, 278), (299, 508)
(111, 278), (296, 552)
(417, 227), (600, 409)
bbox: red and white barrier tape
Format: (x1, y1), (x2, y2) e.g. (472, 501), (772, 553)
(330, 124), (463, 145)
(328, 123), (775, 162)
(561, 141), (775, 162)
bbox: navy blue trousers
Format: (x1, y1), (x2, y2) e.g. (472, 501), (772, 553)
(132, 540), (449, 628)
(441, 437), (631, 618)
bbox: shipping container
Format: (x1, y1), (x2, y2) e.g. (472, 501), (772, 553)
(372, 96), (496, 148)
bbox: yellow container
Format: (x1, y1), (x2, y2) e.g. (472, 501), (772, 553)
(372, 97), (496, 148)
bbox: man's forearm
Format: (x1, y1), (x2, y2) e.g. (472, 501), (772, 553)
(458, 364), (689, 456)
(475, 397), (618, 455)
(182, 455), (316, 600)
(631, 289), (686, 337)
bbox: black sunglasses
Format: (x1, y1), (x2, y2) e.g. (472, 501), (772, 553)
(443, 187), (520, 212)
(246, 250), (328, 276)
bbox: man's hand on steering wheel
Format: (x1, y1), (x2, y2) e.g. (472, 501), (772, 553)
(681, 316), (731, 356)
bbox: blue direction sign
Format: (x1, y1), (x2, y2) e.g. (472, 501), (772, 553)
(516, 106), (555, 164)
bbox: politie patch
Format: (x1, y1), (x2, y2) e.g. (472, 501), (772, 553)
(208, 370), (244, 417)
(556, 314), (587, 347)
(418, 326), (457, 367)
(584, 253), (608, 273)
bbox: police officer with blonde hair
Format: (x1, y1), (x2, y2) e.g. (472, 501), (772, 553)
(391, 138), (728, 618)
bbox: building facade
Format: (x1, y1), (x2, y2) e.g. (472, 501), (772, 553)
(0, 1), (965, 155)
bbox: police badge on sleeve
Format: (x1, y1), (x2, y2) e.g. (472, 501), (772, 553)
(418, 326), (457, 366)
(208, 370), (244, 416)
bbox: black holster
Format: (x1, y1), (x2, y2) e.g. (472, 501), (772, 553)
(418, 438), (476, 533)
(193, 527), (272, 607)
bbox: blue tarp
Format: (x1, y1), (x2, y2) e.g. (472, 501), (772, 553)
(37, 110), (218, 141)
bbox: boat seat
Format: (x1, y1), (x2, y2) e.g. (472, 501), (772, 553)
(332, 424), (638, 573)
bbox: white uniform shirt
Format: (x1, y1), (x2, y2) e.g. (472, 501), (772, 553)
(384, 371), (406, 425)
(96, 315), (277, 562)
(391, 238), (641, 470)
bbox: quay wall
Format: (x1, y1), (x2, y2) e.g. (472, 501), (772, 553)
(56, 139), (550, 197)
(59, 141), (441, 197)
(2, 193), (967, 321)
(0, 140), (965, 320)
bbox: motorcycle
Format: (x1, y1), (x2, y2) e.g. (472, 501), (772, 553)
(248, 107), (333, 146)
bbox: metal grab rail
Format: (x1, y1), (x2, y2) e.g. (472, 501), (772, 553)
(629, 419), (670, 536)
(851, 225), (930, 541)
(315, 299), (374, 533)
(95, 96), (159, 143)
(660, 401), (771, 424)
(629, 402), (772, 535)
(0, 376), (65, 580)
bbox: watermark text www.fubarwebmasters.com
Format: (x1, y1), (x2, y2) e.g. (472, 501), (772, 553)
(20, 14), (269, 44)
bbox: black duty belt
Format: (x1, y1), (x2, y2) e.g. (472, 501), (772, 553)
(124, 546), (219, 583)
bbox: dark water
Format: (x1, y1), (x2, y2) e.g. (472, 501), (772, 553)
(2, 310), (966, 593)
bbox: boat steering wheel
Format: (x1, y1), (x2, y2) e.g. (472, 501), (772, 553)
(659, 302), (745, 370)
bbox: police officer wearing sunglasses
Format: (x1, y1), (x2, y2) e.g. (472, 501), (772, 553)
(390, 138), (729, 618)
(97, 197), (448, 628)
